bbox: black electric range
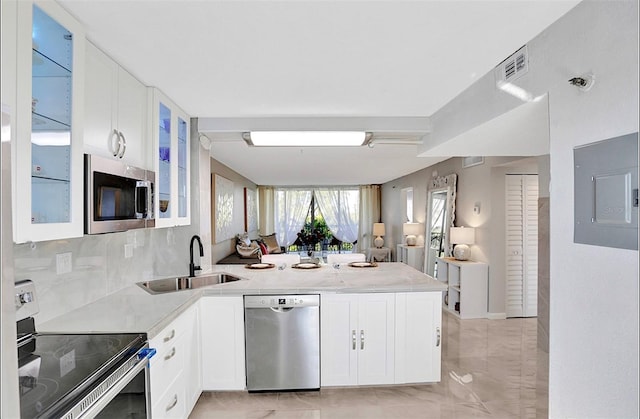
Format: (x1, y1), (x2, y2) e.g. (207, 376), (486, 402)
(15, 281), (154, 418)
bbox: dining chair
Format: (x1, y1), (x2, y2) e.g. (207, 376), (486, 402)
(326, 253), (366, 265)
(261, 254), (301, 265)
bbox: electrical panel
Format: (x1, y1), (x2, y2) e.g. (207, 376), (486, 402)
(574, 132), (638, 250)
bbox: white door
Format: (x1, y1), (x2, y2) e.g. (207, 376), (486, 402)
(200, 297), (246, 390)
(395, 292), (442, 383)
(357, 293), (395, 385)
(505, 174), (539, 317)
(321, 293), (395, 386)
(320, 294), (358, 386)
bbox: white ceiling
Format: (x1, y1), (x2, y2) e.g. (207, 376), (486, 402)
(59, 0), (580, 185)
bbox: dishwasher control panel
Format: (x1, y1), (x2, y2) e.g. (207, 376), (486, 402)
(244, 294), (319, 309)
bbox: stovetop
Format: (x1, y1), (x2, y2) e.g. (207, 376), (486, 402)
(18, 331), (145, 418)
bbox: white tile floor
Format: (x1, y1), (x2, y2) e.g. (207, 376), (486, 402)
(190, 311), (541, 418)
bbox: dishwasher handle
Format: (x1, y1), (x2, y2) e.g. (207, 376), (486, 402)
(269, 307), (294, 313)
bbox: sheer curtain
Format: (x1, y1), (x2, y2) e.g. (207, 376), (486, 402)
(274, 188), (312, 247)
(314, 188), (359, 243)
(357, 185), (381, 252)
(257, 186), (275, 235)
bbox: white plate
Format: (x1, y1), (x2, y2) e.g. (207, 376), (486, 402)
(245, 263), (275, 269)
(293, 263), (320, 269)
(349, 262), (377, 268)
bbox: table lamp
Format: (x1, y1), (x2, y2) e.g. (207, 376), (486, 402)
(372, 223), (386, 248)
(450, 226), (475, 260)
(403, 222), (423, 246)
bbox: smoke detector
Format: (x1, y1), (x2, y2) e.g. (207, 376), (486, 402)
(568, 74), (595, 91)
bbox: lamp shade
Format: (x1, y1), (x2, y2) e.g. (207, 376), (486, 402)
(372, 223), (386, 236)
(450, 227), (475, 244)
(402, 222), (423, 236)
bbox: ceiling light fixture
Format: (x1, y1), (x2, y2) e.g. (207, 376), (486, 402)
(243, 131), (372, 147)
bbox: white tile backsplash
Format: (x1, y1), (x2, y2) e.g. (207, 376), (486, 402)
(13, 225), (197, 325)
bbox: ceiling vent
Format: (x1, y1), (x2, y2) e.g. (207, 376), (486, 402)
(495, 45), (528, 83)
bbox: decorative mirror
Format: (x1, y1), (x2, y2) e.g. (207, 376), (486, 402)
(424, 174), (457, 277)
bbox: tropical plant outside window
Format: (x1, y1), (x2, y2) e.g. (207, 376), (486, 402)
(274, 188), (358, 255)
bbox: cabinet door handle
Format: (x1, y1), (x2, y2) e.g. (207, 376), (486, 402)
(436, 327), (441, 347)
(360, 330), (365, 350)
(166, 394), (178, 412)
(117, 131), (126, 158)
(164, 347), (176, 361)
(163, 329), (175, 342)
(108, 129), (120, 157)
(352, 330), (356, 350)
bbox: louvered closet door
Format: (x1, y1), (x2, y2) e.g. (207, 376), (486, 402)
(506, 174), (539, 318)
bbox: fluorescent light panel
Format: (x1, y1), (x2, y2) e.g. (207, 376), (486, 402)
(247, 131), (367, 147)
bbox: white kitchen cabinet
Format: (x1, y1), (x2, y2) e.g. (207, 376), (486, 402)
(184, 304), (202, 413)
(395, 292), (442, 384)
(149, 305), (199, 418)
(14, 0), (85, 243)
(436, 257), (488, 319)
(84, 41), (148, 169)
(200, 296), (246, 390)
(396, 244), (425, 272)
(152, 88), (190, 227)
(321, 293), (395, 386)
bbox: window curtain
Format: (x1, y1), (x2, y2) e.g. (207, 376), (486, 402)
(257, 186), (275, 235)
(274, 188), (313, 247)
(314, 188), (359, 243)
(357, 185), (381, 252)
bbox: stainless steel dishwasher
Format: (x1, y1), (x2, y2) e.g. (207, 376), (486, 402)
(244, 294), (320, 392)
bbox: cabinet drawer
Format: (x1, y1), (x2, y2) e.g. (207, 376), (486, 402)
(150, 337), (184, 395)
(150, 306), (196, 350)
(152, 372), (186, 419)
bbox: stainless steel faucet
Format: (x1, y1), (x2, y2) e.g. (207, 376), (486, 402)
(189, 235), (204, 277)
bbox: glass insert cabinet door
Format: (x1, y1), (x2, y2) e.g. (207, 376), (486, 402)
(177, 116), (188, 218)
(158, 102), (171, 219)
(31, 5), (72, 224)
(153, 89), (190, 228)
(15, 1), (85, 243)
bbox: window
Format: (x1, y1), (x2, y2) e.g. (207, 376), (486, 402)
(274, 187), (359, 255)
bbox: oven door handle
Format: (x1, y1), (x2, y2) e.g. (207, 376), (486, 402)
(77, 356), (150, 419)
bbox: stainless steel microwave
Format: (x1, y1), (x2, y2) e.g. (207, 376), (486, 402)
(84, 154), (155, 234)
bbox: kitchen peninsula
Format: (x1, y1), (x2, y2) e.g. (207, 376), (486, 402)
(39, 262), (446, 417)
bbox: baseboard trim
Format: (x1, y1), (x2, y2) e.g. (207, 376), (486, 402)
(487, 312), (507, 320)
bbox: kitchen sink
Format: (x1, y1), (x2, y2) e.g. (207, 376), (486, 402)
(137, 273), (242, 294)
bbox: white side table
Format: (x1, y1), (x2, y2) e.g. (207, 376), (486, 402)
(396, 244), (425, 272)
(367, 247), (391, 262)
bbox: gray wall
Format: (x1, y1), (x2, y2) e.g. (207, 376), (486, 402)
(210, 157), (258, 263)
(382, 156), (540, 317)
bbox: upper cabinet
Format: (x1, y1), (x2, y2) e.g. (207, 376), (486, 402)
(84, 42), (149, 169)
(152, 89), (190, 228)
(14, 0), (85, 243)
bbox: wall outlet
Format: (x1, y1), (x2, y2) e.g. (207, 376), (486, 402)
(124, 243), (133, 258)
(56, 252), (72, 275)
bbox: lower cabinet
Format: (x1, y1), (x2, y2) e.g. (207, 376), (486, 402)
(321, 293), (396, 386)
(200, 296), (246, 390)
(148, 304), (201, 418)
(152, 291), (441, 405)
(321, 292), (443, 387)
(394, 292), (442, 383)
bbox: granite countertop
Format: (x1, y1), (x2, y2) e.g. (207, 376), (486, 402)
(39, 262), (445, 339)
